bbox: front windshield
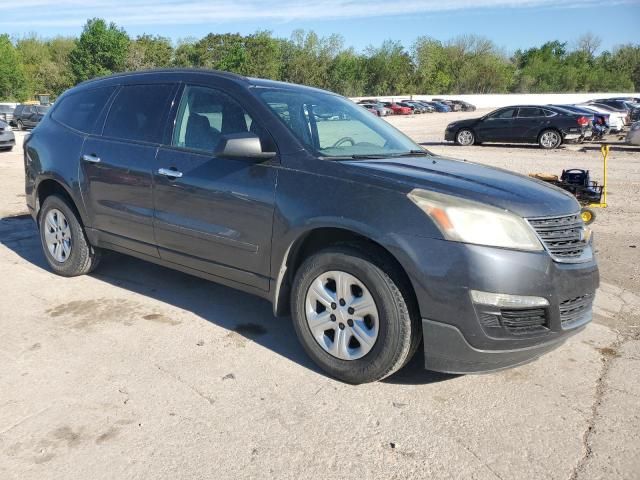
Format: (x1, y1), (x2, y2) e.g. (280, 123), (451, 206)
(254, 88), (423, 158)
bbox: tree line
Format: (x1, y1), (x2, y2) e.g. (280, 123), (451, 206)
(1, 18), (639, 102)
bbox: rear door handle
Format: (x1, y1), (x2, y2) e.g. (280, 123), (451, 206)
(158, 167), (183, 178)
(82, 154), (101, 163)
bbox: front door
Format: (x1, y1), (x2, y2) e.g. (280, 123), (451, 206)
(79, 83), (176, 256)
(153, 85), (278, 291)
(475, 107), (517, 142)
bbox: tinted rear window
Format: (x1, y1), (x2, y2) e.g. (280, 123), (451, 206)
(103, 84), (174, 143)
(52, 87), (115, 132)
(517, 107), (545, 117)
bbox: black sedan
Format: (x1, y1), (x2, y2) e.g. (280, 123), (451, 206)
(444, 105), (592, 149)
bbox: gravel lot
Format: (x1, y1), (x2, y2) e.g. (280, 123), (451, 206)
(1, 113), (639, 480)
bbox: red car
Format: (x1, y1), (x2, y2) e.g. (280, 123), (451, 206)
(383, 102), (412, 115)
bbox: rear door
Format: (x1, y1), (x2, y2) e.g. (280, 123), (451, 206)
(153, 84), (278, 290)
(513, 107), (551, 142)
(474, 107), (517, 142)
(24, 106), (40, 127)
(79, 83), (177, 257)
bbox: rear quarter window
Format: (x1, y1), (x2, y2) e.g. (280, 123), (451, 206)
(102, 84), (175, 143)
(52, 87), (116, 133)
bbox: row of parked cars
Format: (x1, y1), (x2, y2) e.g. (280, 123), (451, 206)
(444, 97), (640, 149)
(357, 98), (476, 116)
(0, 103), (51, 130)
(0, 103), (54, 152)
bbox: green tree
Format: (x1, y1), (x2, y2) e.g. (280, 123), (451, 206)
(16, 35), (75, 98)
(194, 33), (247, 72)
(0, 34), (27, 101)
(242, 31), (281, 79)
(364, 40), (414, 95)
(69, 18), (130, 82)
(173, 38), (200, 67)
(126, 34), (173, 70)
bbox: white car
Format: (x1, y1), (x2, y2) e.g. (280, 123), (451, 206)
(578, 104), (626, 132)
(626, 121), (640, 145)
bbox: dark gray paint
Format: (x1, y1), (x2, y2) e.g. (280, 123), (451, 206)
(24, 69), (599, 374)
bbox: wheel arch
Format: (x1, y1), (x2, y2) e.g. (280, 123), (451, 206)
(35, 177), (87, 228)
(272, 226), (418, 319)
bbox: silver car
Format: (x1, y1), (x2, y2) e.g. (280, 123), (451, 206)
(626, 121), (640, 145)
(0, 120), (16, 151)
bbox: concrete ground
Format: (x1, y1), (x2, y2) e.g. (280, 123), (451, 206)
(1, 115), (639, 480)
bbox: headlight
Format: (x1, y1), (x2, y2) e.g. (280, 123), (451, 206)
(407, 189), (543, 251)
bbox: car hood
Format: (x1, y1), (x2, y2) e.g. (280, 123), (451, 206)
(343, 155), (579, 218)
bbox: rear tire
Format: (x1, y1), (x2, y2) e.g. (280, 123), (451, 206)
(538, 129), (562, 149)
(291, 245), (419, 384)
(39, 194), (102, 276)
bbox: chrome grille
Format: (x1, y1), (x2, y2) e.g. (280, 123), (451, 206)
(560, 294), (593, 328)
(528, 214), (588, 261)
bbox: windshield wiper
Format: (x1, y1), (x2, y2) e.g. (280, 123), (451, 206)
(319, 154), (391, 160)
(391, 149), (431, 157)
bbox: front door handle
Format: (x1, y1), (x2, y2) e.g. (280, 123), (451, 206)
(82, 154), (101, 163)
(158, 167), (183, 178)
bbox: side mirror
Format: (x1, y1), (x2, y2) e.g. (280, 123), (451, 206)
(215, 132), (276, 160)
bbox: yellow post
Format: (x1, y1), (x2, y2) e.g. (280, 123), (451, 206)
(600, 145), (609, 207)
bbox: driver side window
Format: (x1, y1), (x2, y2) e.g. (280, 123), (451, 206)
(489, 108), (516, 120)
(173, 85), (265, 153)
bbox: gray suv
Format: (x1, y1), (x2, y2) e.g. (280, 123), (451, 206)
(24, 69), (599, 383)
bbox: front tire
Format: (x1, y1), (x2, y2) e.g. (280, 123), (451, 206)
(39, 194), (102, 276)
(456, 129), (475, 146)
(291, 246), (418, 384)
(539, 129), (562, 149)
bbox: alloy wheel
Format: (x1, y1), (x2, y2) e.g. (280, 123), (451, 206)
(540, 131), (560, 148)
(43, 208), (72, 263)
(457, 130), (474, 146)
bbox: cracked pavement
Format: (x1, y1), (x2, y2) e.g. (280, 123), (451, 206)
(1, 122), (639, 479)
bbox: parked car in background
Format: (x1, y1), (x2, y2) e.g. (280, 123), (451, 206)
(360, 104), (379, 116)
(24, 69), (599, 384)
(0, 120), (16, 151)
(398, 101), (426, 114)
(626, 121), (640, 145)
(590, 98), (636, 112)
(445, 105), (592, 149)
(357, 100), (392, 116)
(412, 101), (435, 112)
(12, 104), (50, 130)
(0, 104), (16, 125)
(423, 101), (450, 113)
(359, 102), (388, 117)
(577, 104), (626, 132)
(551, 105), (609, 140)
(383, 102), (413, 115)
(433, 99), (461, 111)
(400, 100), (430, 114)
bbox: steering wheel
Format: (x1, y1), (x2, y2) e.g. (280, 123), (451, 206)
(332, 137), (356, 148)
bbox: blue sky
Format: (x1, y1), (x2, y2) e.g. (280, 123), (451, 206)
(2, 0), (639, 53)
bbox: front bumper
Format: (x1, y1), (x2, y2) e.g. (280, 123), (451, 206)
(389, 234), (599, 373)
(0, 131), (15, 148)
